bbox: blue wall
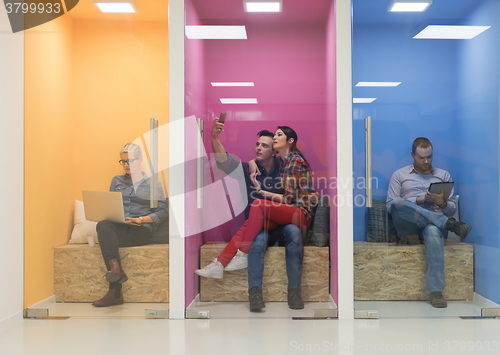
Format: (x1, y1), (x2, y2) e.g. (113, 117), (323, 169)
(352, 23), (459, 241)
(353, 0), (500, 303)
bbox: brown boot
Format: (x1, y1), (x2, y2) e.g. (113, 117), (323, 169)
(106, 259), (128, 283)
(92, 289), (124, 307)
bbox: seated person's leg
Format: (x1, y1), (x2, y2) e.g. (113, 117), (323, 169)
(93, 221), (152, 307)
(278, 224), (304, 309)
(97, 222), (152, 280)
(94, 221), (128, 307)
(247, 229), (270, 312)
(128, 224), (152, 246)
(195, 221), (249, 279)
(97, 220), (123, 268)
(248, 229), (270, 290)
(422, 224), (447, 308)
(390, 204), (422, 243)
(278, 224), (303, 291)
(390, 197), (448, 230)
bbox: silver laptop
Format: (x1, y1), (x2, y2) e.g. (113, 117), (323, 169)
(82, 190), (128, 224)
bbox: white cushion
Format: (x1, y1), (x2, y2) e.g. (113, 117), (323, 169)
(68, 200), (98, 244)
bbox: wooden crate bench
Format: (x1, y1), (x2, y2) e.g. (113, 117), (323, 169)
(199, 242), (330, 302)
(354, 241), (473, 300)
(54, 244), (169, 303)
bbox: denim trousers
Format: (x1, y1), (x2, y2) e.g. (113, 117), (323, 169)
(247, 224), (303, 291)
(389, 197), (449, 293)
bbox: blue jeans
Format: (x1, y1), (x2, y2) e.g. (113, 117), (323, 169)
(390, 197), (449, 293)
(247, 224), (303, 291)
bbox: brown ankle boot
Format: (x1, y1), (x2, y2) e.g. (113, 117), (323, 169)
(106, 259), (128, 283)
(92, 289), (124, 307)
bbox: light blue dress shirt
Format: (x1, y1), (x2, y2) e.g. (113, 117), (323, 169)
(386, 164), (456, 217)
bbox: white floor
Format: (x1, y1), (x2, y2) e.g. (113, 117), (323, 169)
(37, 292), (498, 319)
(3, 295), (496, 354)
(46, 302), (169, 318)
(355, 293), (500, 318)
(2, 315), (500, 355)
(186, 296), (337, 319)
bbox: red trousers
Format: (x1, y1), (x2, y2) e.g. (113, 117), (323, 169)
(217, 200), (309, 266)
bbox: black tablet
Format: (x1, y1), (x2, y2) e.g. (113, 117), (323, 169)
(428, 182), (454, 199)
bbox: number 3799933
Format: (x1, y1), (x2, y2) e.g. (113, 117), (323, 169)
(5, 2), (62, 14)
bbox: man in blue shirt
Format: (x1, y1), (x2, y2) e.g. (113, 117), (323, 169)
(198, 117), (304, 311)
(387, 137), (472, 308)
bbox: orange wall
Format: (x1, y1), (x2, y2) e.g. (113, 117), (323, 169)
(71, 19), (169, 196)
(24, 15), (169, 307)
(24, 14), (75, 307)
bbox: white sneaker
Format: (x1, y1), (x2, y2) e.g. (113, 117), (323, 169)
(195, 259), (224, 279)
(225, 250), (248, 271)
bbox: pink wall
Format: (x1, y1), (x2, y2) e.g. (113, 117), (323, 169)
(201, 18), (331, 243)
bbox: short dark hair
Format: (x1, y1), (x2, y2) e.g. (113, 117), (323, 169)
(412, 137), (433, 155)
(257, 130), (274, 139)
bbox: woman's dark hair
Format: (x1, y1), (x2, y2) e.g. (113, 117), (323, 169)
(277, 126), (310, 168)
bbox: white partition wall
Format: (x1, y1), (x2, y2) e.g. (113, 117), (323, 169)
(336, 0), (354, 320)
(169, 0), (187, 320)
(0, 11), (24, 328)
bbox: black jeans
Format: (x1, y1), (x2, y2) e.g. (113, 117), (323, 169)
(96, 220), (152, 289)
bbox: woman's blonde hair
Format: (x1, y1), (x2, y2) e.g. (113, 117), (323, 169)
(119, 143), (142, 159)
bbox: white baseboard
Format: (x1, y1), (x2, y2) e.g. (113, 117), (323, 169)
(474, 292), (500, 307)
(26, 294), (56, 309)
(0, 311), (23, 332)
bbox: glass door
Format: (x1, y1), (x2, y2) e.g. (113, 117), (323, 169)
(24, 0), (170, 318)
(184, 0), (338, 319)
(352, 0), (500, 318)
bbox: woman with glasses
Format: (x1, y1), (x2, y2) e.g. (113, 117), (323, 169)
(92, 143), (168, 307)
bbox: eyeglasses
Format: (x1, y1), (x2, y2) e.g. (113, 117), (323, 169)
(118, 158), (138, 165)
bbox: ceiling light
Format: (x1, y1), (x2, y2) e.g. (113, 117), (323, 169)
(353, 98), (377, 103)
(414, 25), (490, 39)
(185, 26), (247, 39)
(220, 98), (258, 104)
(211, 82), (255, 87)
(356, 82), (401, 87)
(94, 0), (135, 13)
(244, 0), (282, 12)
(389, 0), (432, 12)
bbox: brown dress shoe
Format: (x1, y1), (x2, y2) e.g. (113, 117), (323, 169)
(92, 289), (124, 307)
(106, 259), (128, 283)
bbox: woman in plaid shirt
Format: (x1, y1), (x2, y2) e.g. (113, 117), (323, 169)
(196, 126), (317, 280)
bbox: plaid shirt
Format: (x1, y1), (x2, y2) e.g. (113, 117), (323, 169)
(280, 151), (316, 223)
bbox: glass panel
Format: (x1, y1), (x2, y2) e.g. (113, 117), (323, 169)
(24, 0), (169, 316)
(184, 0), (337, 318)
(353, 0), (499, 318)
